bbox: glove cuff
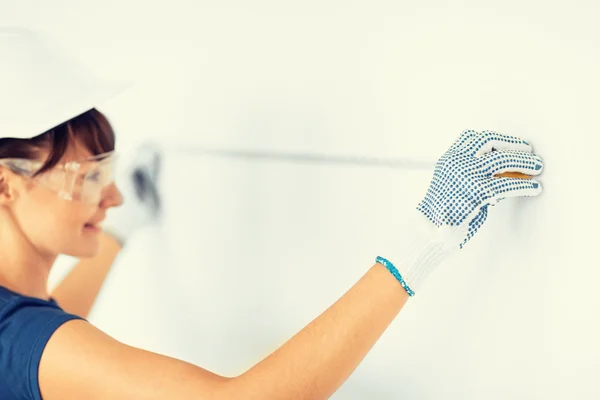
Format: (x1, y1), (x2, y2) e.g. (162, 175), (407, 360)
(375, 209), (458, 296)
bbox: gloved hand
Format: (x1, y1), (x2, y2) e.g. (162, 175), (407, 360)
(376, 129), (544, 296)
(102, 143), (162, 244)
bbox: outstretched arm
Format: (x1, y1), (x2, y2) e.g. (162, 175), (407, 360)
(40, 261), (408, 400)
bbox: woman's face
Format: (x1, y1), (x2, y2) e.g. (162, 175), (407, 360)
(9, 140), (123, 258)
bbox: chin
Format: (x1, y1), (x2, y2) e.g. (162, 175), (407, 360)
(63, 238), (101, 259)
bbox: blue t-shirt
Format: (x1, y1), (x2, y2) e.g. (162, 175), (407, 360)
(0, 285), (86, 400)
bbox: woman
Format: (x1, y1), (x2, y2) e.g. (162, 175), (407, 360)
(0, 28), (544, 399)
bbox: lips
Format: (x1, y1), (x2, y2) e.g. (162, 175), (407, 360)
(85, 217), (105, 229)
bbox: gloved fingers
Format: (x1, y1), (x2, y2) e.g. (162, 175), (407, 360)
(477, 150), (544, 177)
(132, 142), (163, 182)
(467, 130), (533, 157)
(129, 142), (163, 214)
(483, 176), (543, 202)
(449, 129), (479, 151)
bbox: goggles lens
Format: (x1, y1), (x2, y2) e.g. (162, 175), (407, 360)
(0, 151), (118, 204)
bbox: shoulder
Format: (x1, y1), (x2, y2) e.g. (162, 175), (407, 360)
(0, 286), (85, 400)
(0, 287), (230, 400)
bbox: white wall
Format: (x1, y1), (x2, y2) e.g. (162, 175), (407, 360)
(4, 1), (600, 398)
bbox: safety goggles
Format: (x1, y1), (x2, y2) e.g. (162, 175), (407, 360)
(0, 151), (118, 204)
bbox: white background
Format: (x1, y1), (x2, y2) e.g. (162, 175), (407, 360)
(2, 1), (599, 398)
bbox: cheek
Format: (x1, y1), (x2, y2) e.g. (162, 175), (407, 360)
(16, 188), (96, 240)
(48, 199), (96, 231)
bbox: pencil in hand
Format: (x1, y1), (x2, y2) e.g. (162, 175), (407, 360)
(493, 171), (532, 179)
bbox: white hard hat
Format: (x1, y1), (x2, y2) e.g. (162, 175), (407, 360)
(0, 27), (133, 140)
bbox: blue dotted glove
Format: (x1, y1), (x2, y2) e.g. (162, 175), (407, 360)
(376, 129), (544, 296)
(103, 143), (162, 244)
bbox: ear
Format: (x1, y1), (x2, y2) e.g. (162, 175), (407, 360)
(0, 169), (19, 205)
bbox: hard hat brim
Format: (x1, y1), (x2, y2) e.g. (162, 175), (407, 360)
(1, 79), (134, 140)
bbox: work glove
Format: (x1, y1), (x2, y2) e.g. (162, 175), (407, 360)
(376, 129), (544, 296)
(103, 142), (162, 244)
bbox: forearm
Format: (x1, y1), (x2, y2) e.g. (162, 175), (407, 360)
(222, 262), (409, 400)
(51, 232), (122, 319)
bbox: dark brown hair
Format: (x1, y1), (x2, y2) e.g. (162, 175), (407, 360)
(0, 108), (115, 175)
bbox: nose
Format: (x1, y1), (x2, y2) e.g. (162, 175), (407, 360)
(99, 182), (123, 209)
